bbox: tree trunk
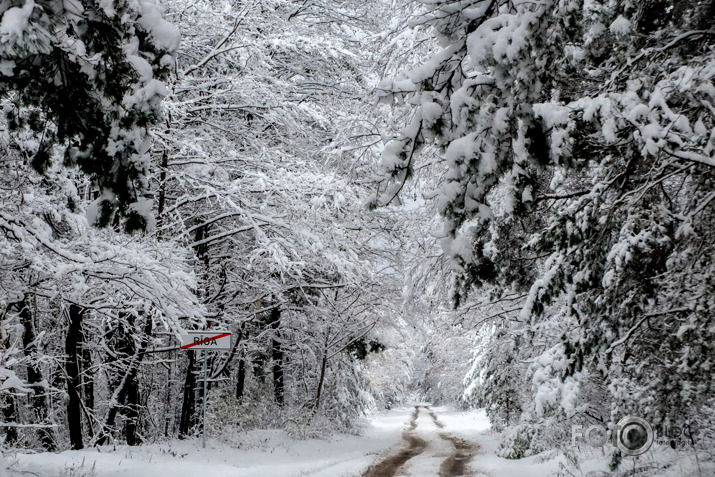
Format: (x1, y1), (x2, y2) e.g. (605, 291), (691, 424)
(178, 225), (210, 437)
(233, 328), (246, 400)
(80, 323), (94, 436)
(270, 307), (284, 406)
(19, 296), (56, 451)
(95, 314), (152, 446)
(1, 329), (17, 446)
(236, 355), (246, 400)
(178, 350), (197, 439)
(124, 374), (141, 445)
(236, 332), (248, 400)
(66, 304), (85, 450)
(313, 328), (331, 411)
(1, 389), (17, 447)
(164, 350), (174, 437)
(157, 147), (169, 228)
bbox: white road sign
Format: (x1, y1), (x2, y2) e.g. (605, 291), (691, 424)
(180, 330), (232, 350)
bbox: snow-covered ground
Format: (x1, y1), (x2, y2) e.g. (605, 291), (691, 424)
(0, 406), (514, 477)
(4, 406), (712, 477)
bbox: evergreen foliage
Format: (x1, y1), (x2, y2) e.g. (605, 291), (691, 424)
(379, 0), (715, 460)
(0, 0), (180, 231)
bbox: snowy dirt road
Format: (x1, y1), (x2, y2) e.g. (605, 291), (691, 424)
(6, 406), (564, 477)
(363, 405), (480, 477)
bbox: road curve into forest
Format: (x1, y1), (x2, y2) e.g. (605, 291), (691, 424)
(362, 405), (483, 477)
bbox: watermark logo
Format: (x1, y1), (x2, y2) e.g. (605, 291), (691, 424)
(572, 416), (654, 456)
(573, 417), (700, 455)
(614, 416), (653, 456)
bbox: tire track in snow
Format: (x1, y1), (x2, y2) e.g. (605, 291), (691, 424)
(362, 405), (481, 477)
(437, 433), (478, 477)
(426, 407), (445, 429)
(362, 406), (427, 477)
(425, 406), (479, 477)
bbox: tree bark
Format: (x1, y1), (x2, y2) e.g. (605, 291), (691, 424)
(164, 350), (174, 437)
(236, 356), (246, 400)
(231, 328), (246, 400)
(178, 225), (211, 437)
(80, 323), (95, 436)
(313, 328), (331, 411)
(65, 304), (85, 450)
(1, 396), (18, 446)
(270, 307), (284, 406)
(1, 329), (17, 446)
(157, 147), (169, 227)
(19, 296), (56, 451)
(178, 350), (197, 439)
(95, 314), (152, 446)
(124, 374), (141, 445)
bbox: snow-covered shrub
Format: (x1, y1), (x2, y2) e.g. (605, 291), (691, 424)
(497, 423), (547, 460)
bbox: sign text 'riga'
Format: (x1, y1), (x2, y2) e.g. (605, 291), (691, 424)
(180, 331), (231, 350)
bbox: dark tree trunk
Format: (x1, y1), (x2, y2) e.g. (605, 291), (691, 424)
(178, 350), (197, 439)
(157, 148), (169, 227)
(122, 313), (146, 446)
(236, 355), (246, 400)
(270, 307), (284, 406)
(194, 224), (210, 268)
(1, 330), (17, 446)
(233, 328), (247, 400)
(95, 314), (152, 446)
(253, 353), (266, 383)
(313, 328), (331, 411)
(81, 324), (94, 416)
(19, 296), (56, 451)
(178, 224), (210, 438)
(124, 374), (141, 445)
(66, 304), (85, 450)
(164, 350), (174, 437)
(2, 391), (18, 447)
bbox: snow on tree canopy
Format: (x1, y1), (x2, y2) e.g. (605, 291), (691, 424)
(0, 0), (180, 232)
(378, 0), (715, 464)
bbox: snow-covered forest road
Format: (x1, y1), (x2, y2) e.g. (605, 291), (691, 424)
(362, 406), (561, 477)
(7, 406), (564, 477)
(363, 405), (481, 477)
